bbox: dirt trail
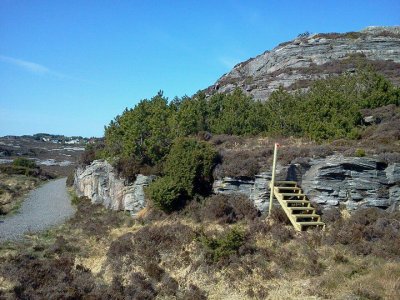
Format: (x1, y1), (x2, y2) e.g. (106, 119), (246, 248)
(0, 178), (75, 242)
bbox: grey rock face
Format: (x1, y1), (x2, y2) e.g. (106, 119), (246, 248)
(74, 160), (155, 214)
(213, 167), (288, 212)
(75, 158), (399, 214)
(213, 174), (271, 212)
(302, 156), (399, 211)
(386, 163), (400, 184)
(213, 156), (400, 212)
(207, 26), (400, 100)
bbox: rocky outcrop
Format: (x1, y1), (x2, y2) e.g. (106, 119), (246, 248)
(74, 160), (155, 215)
(213, 156), (400, 212)
(75, 157), (399, 215)
(206, 26), (400, 100)
(301, 156), (400, 211)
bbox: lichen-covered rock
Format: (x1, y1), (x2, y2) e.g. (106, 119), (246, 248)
(74, 160), (155, 214)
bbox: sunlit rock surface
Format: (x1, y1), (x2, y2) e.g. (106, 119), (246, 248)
(74, 160), (155, 214)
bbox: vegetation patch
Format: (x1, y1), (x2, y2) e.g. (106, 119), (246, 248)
(198, 227), (246, 262)
(147, 137), (218, 212)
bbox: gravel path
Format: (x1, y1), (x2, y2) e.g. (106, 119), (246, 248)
(0, 178), (75, 242)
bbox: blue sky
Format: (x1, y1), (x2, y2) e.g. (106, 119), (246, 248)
(1, 1), (399, 137)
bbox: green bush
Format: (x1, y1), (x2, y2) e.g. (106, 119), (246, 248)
(146, 177), (187, 212)
(79, 141), (105, 166)
(70, 193), (81, 205)
(147, 137), (218, 212)
(13, 157), (36, 169)
(355, 148), (366, 157)
(198, 227), (245, 262)
(163, 137), (218, 196)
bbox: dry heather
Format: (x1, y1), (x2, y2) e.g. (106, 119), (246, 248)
(0, 174), (41, 215)
(211, 106), (400, 179)
(1, 195), (399, 299)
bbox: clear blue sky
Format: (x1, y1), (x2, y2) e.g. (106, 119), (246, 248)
(1, 1), (399, 137)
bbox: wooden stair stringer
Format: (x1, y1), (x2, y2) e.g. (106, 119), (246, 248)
(272, 181), (325, 231)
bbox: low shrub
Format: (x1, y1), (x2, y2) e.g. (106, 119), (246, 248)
(79, 141), (105, 166)
(321, 207), (342, 224)
(215, 149), (264, 178)
(13, 157), (36, 168)
(324, 208), (400, 258)
(66, 171), (75, 187)
(200, 194), (260, 224)
(0, 165), (40, 177)
(269, 207), (291, 225)
(269, 223), (295, 243)
(124, 272), (157, 299)
(107, 223), (194, 271)
(198, 227), (246, 262)
(182, 284), (207, 300)
(68, 197), (127, 236)
(355, 148), (366, 157)
(147, 177), (187, 212)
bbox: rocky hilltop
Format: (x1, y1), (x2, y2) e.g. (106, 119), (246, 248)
(207, 26), (400, 100)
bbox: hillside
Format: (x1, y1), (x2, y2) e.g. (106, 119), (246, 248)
(1, 27), (400, 299)
(206, 26), (400, 100)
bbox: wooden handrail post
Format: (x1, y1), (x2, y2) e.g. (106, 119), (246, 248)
(269, 143), (279, 216)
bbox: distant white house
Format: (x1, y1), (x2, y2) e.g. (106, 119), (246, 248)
(65, 139), (80, 144)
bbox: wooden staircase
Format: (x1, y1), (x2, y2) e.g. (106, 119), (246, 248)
(271, 180), (325, 231)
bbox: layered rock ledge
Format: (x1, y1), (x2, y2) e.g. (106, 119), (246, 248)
(75, 156), (400, 214)
(213, 156), (400, 212)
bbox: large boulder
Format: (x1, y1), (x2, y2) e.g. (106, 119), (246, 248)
(74, 160), (155, 214)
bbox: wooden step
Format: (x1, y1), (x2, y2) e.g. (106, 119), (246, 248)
(293, 214), (320, 218)
(276, 187), (301, 191)
(288, 207), (315, 211)
(283, 200), (309, 204)
(274, 181), (297, 187)
(297, 221), (325, 226)
(281, 193), (305, 197)
(279, 193), (305, 196)
(292, 214), (321, 223)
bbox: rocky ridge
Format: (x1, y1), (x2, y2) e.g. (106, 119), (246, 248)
(207, 26), (400, 100)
